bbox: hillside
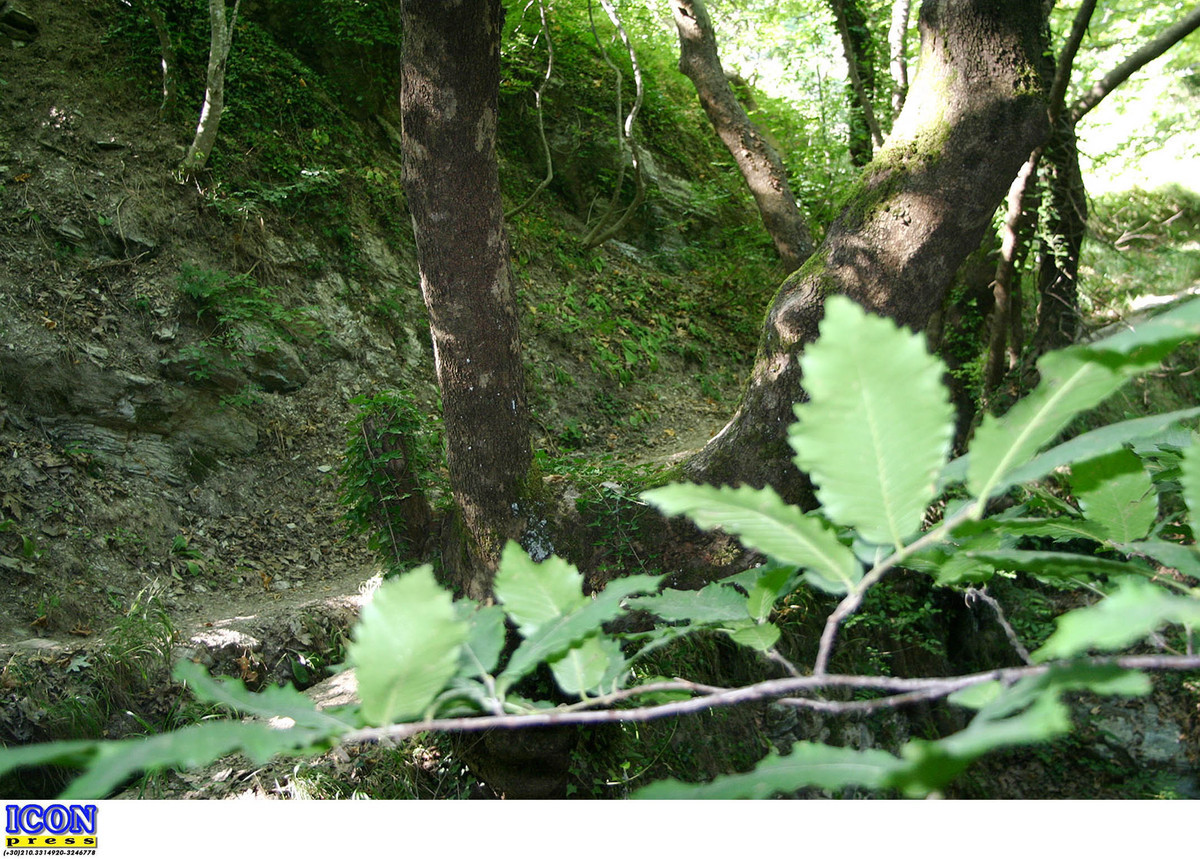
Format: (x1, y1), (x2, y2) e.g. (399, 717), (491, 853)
(0, 0), (790, 790)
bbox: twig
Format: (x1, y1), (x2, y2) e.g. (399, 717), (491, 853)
(338, 653), (1200, 747)
(965, 586), (1033, 664)
(813, 502), (980, 676)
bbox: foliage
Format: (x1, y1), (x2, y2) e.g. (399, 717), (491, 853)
(4, 293), (1200, 798)
(338, 390), (443, 565)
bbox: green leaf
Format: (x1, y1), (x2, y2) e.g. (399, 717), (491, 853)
(174, 661), (353, 732)
(791, 296), (954, 546)
(1070, 449), (1157, 542)
(494, 542), (587, 636)
(1124, 539), (1200, 579)
(966, 549), (1153, 581)
(728, 622), (781, 651)
(626, 581), (750, 624)
(1180, 442), (1200, 530)
(348, 566), (468, 724)
(458, 603), (507, 678)
(641, 483), (861, 594)
(953, 516), (1111, 544)
(967, 300), (1200, 502)
(550, 635), (624, 695)
(1034, 578), (1200, 661)
(499, 575), (660, 690)
(997, 408), (1200, 489)
(635, 741), (902, 799)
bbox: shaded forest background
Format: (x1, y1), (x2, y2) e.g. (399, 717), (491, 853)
(1, 0), (1199, 798)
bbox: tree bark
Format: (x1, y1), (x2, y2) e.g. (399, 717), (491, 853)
(671, 0), (814, 272)
(685, 0), (1050, 503)
(180, 0), (239, 174)
(400, 0), (532, 600)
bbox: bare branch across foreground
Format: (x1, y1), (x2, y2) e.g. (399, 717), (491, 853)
(338, 654), (1200, 747)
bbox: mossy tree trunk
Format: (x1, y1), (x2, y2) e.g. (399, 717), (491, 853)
(400, 0), (532, 600)
(671, 0), (814, 272)
(684, 0), (1051, 503)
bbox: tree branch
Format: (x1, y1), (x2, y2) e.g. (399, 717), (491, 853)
(1069, 4), (1200, 124)
(338, 654), (1200, 746)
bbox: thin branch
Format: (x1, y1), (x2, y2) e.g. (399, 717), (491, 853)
(887, 0), (911, 115)
(965, 586), (1033, 665)
(338, 654), (1200, 747)
(581, 0), (646, 248)
(1069, 4), (1200, 124)
(505, 0), (555, 219)
(826, 0), (885, 148)
(813, 502), (981, 676)
(1049, 0), (1098, 122)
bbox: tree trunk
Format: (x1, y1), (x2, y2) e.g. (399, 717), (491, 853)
(888, 0), (912, 115)
(180, 0), (239, 174)
(1032, 120), (1087, 352)
(139, 0), (177, 114)
(400, 0), (532, 600)
(685, 0), (1050, 503)
(827, 0), (884, 164)
(671, 0), (814, 272)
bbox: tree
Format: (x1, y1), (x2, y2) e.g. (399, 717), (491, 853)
(826, 0), (884, 165)
(399, 0), (533, 601)
(671, 0), (815, 272)
(180, 0), (241, 174)
(983, 1), (1200, 387)
(683, 0), (1051, 504)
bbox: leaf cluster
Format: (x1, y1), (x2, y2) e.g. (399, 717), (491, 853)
(5, 296), (1200, 799)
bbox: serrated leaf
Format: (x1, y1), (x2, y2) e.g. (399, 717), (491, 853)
(349, 566), (468, 724)
(953, 516), (1111, 544)
(728, 622), (781, 651)
(967, 300), (1200, 502)
(1070, 449), (1157, 542)
(174, 661), (352, 732)
(550, 635), (623, 695)
(997, 408), (1200, 490)
(626, 581), (749, 624)
(635, 741), (902, 798)
(966, 549), (1152, 581)
(641, 483), (861, 594)
(791, 296), (954, 546)
(458, 603), (507, 678)
(1124, 539), (1200, 579)
(499, 575), (660, 689)
(1034, 578), (1200, 661)
(494, 542), (586, 636)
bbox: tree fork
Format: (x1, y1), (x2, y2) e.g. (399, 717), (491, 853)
(685, 0), (1051, 503)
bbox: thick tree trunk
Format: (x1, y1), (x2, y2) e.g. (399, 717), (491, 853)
(400, 0), (532, 600)
(685, 0), (1050, 503)
(180, 0), (239, 174)
(671, 0), (814, 272)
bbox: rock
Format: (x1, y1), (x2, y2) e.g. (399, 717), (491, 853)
(0, 2), (38, 42)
